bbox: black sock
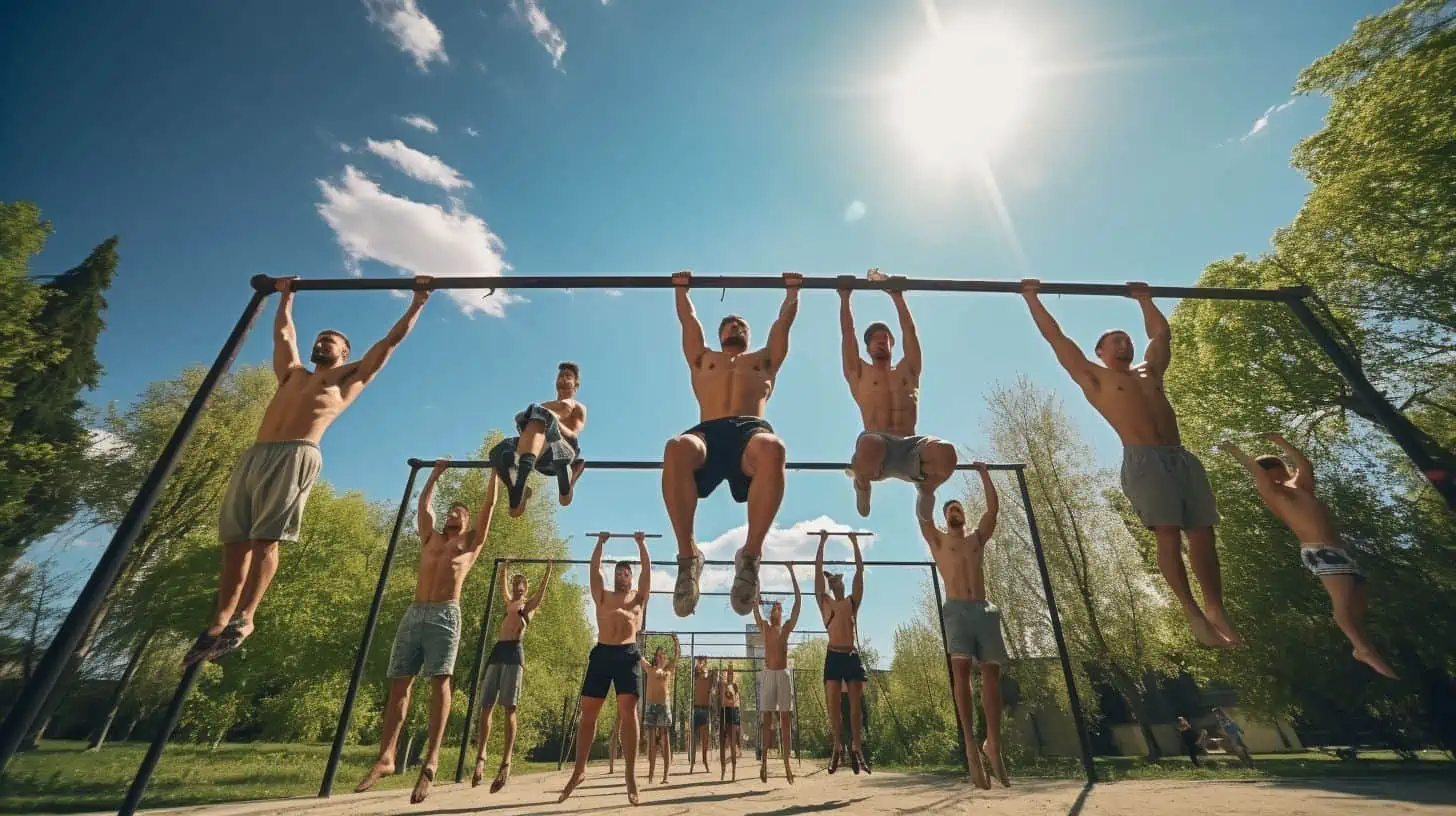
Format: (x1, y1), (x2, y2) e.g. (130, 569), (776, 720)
(556, 463), (572, 497)
(513, 454), (535, 501)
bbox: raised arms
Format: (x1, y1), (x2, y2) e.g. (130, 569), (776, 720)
(766, 272), (802, 370)
(672, 270), (708, 367)
(589, 532), (607, 604)
(849, 533), (865, 611)
(668, 634), (680, 672)
(1021, 279), (1097, 388)
(888, 280), (921, 375)
(468, 470), (500, 550)
(417, 459), (447, 540)
(838, 287), (862, 383)
(974, 461), (998, 542)
(814, 533), (829, 617)
(1128, 282), (1170, 374)
(526, 560), (553, 613)
(635, 530), (651, 603)
(1268, 433), (1315, 491)
(751, 593), (766, 629)
(786, 563), (802, 633)
(344, 278), (432, 394)
(1220, 441), (1278, 494)
(273, 277), (302, 381)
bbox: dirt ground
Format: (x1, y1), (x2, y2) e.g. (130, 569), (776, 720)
(86, 764), (1456, 816)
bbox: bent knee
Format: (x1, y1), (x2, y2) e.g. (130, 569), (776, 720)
(747, 434), (787, 467)
(663, 435), (706, 468)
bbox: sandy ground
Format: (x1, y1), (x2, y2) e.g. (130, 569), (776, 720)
(87, 763), (1456, 816)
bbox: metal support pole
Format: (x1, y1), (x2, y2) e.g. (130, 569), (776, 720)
(556, 694), (571, 771)
(454, 558), (503, 782)
(1016, 469), (1096, 785)
(319, 464), (421, 796)
(1284, 296), (1456, 511)
(117, 662), (203, 815)
(929, 564), (969, 773)
(0, 282), (270, 775)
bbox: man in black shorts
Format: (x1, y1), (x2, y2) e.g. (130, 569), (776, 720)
(559, 532), (651, 806)
(816, 532), (870, 774)
(663, 270), (800, 618)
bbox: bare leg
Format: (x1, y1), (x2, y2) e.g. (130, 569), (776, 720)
(618, 694), (641, 805)
(1153, 526), (1228, 647)
(916, 440), (957, 522)
(558, 696), (604, 802)
(1324, 575), (1398, 678)
(950, 660), (989, 788)
(698, 724), (709, 770)
(851, 434), (885, 518)
(509, 420), (547, 517)
(824, 680), (843, 772)
(846, 681), (866, 773)
(779, 711), (794, 783)
(356, 677), (413, 792)
(741, 434), (787, 559)
(559, 458), (587, 506)
(1185, 527), (1240, 644)
(646, 722), (657, 781)
(719, 715), (727, 779)
(208, 542), (255, 633)
(490, 705), (517, 793)
(730, 725), (739, 780)
(608, 719), (619, 774)
(472, 703), (495, 786)
(664, 435), (707, 616)
(979, 662), (1009, 786)
(662, 726), (672, 782)
(759, 713), (771, 782)
(410, 675), (451, 804)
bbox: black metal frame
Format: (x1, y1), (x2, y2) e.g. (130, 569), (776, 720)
(6, 271), (1446, 801)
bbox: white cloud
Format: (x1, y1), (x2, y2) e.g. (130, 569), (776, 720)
(511, 0), (566, 69)
(316, 166), (519, 317)
(87, 428), (132, 459)
(364, 138), (471, 191)
(400, 114), (439, 133)
(365, 0), (447, 71)
(844, 200), (867, 223)
(338, 142), (355, 154)
(1241, 98), (1295, 141)
(464, 127), (479, 137)
(603, 289), (623, 297)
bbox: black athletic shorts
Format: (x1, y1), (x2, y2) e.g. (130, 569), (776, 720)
(823, 649), (867, 683)
(685, 417), (774, 503)
(721, 706), (741, 729)
(692, 705), (710, 729)
(581, 643), (642, 699)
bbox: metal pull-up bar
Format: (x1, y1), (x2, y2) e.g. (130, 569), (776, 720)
(252, 273), (1307, 302)
(406, 457), (1025, 472)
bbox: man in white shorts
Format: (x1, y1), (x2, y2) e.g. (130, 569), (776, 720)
(751, 564), (802, 784)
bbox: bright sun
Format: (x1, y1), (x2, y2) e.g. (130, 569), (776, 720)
(892, 19), (1033, 167)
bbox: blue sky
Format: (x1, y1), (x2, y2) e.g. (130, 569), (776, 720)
(2, 0), (1389, 661)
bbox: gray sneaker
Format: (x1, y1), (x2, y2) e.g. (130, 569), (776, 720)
(730, 548), (761, 616)
(673, 548), (704, 616)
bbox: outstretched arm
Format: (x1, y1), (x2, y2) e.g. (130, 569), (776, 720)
(918, 516), (941, 550)
(814, 534), (829, 617)
(272, 278), (302, 381)
(469, 470), (500, 550)
(767, 272), (802, 369)
(889, 281), (921, 375)
(669, 635), (681, 672)
(499, 559), (512, 605)
(673, 270), (708, 368)
(635, 531), (652, 601)
(751, 594), (766, 629)
(974, 462), (998, 542)
(1221, 441), (1277, 493)
(589, 532), (607, 604)
(417, 459), (447, 540)
(1021, 280), (1097, 388)
(838, 288), (861, 384)
(1129, 282), (1171, 374)
(348, 280), (432, 390)
(850, 534), (865, 611)
(1268, 433), (1315, 491)
(526, 560), (553, 613)
(786, 564), (802, 633)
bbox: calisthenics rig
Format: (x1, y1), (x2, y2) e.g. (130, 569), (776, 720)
(1, 272), (1447, 812)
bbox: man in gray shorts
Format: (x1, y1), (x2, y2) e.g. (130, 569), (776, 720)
(1022, 279), (1239, 649)
(355, 462), (499, 804)
(184, 276), (432, 668)
(838, 272), (958, 521)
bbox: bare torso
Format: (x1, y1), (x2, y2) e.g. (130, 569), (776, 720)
(928, 529), (987, 602)
(595, 589), (644, 646)
(1262, 483), (1342, 544)
(722, 681), (739, 708)
(851, 360), (919, 435)
(760, 622), (791, 670)
(1082, 364), (1181, 447)
(414, 529), (479, 603)
(693, 669), (711, 705)
(644, 665), (673, 704)
(692, 348), (775, 421)
(496, 598), (530, 640)
(822, 597), (857, 651)
(257, 366), (363, 444)
(538, 397), (585, 438)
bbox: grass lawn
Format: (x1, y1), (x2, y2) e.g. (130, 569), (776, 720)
(872, 749), (1456, 782)
(0, 741), (556, 814)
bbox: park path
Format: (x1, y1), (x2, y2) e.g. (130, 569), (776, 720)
(81, 767), (1456, 815)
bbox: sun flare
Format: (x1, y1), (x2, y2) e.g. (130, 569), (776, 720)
(892, 19), (1033, 167)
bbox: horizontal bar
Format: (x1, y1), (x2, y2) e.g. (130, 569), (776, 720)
(813, 531), (873, 537)
(257, 274), (1305, 302)
(644, 630), (828, 636)
(496, 558), (934, 567)
(648, 590), (800, 597)
(585, 532), (664, 539)
(408, 458), (1024, 471)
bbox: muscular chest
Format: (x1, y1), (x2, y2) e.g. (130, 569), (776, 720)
(698, 352), (771, 387)
(283, 373), (346, 411)
(422, 536), (472, 569)
(857, 367), (918, 404)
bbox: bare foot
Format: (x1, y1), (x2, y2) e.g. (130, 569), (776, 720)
(1204, 607), (1244, 646)
(626, 774), (640, 806)
(557, 770), (585, 803)
(1185, 608), (1235, 648)
(1354, 649), (1399, 679)
(854, 479), (872, 517)
(785, 766), (795, 784)
(560, 460), (586, 506)
(760, 762), (768, 783)
(353, 762), (392, 793)
(966, 746), (989, 789)
(489, 761), (511, 794)
(508, 486), (532, 518)
(409, 765), (435, 804)
(983, 740), (1010, 787)
(471, 756), (486, 787)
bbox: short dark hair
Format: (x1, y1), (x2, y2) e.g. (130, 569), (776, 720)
(1094, 329), (1129, 353)
(1255, 455), (1287, 471)
(719, 314), (748, 334)
(614, 560), (634, 572)
(448, 501), (470, 513)
(863, 322), (893, 346)
(558, 361), (580, 380)
(317, 329), (351, 350)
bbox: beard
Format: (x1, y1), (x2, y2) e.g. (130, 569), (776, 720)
(310, 348), (339, 366)
(947, 515), (965, 530)
(443, 520), (465, 535)
(721, 336), (748, 353)
(869, 348), (891, 362)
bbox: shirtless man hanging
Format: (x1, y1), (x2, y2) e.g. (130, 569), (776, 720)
(815, 532), (870, 775)
(663, 270), (800, 618)
(840, 272), (958, 521)
(1222, 435), (1397, 678)
(718, 666), (743, 781)
(752, 567), (802, 784)
(490, 362), (587, 518)
(472, 558), (554, 792)
(921, 462), (1009, 788)
(354, 460), (498, 803)
(183, 276), (431, 666)
(688, 656), (712, 773)
(642, 636), (681, 784)
(1022, 279), (1239, 648)
(559, 532), (651, 806)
